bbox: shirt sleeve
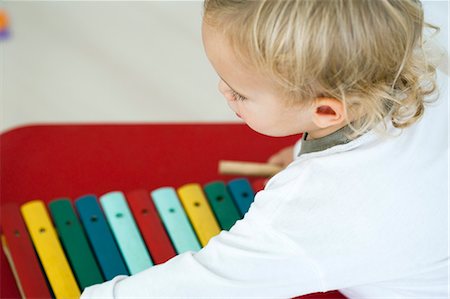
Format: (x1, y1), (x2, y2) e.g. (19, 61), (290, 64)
(80, 196), (325, 298)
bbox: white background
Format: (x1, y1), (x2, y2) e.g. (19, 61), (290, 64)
(1, 0), (448, 133)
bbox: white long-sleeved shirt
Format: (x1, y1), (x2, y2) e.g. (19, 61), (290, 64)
(81, 70), (448, 298)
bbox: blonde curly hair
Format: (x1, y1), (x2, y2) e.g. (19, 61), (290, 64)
(203, 0), (441, 138)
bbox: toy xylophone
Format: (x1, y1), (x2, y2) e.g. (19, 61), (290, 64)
(1, 178), (257, 299)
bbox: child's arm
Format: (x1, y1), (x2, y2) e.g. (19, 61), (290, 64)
(80, 190), (323, 298)
(267, 145), (295, 168)
(218, 144), (297, 177)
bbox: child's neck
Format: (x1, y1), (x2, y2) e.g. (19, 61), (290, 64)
(306, 122), (349, 141)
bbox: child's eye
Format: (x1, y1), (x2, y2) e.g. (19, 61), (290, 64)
(230, 90), (248, 101)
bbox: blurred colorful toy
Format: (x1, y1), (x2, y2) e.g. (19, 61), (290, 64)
(0, 9), (10, 40)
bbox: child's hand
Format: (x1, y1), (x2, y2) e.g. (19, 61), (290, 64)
(267, 146), (294, 169)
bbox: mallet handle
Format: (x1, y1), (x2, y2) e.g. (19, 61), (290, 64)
(218, 160), (282, 177)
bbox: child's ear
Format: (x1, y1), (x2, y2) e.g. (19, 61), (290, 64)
(311, 97), (346, 128)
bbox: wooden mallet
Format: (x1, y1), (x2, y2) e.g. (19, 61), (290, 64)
(218, 160), (283, 177)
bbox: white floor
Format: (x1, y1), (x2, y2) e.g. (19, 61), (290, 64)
(1, 0), (448, 133)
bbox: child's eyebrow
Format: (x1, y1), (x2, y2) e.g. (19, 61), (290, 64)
(219, 76), (249, 99)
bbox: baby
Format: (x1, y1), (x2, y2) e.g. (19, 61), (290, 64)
(82, 0), (448, 298)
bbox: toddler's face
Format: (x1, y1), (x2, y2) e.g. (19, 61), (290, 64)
(201, 21), (316, 137)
